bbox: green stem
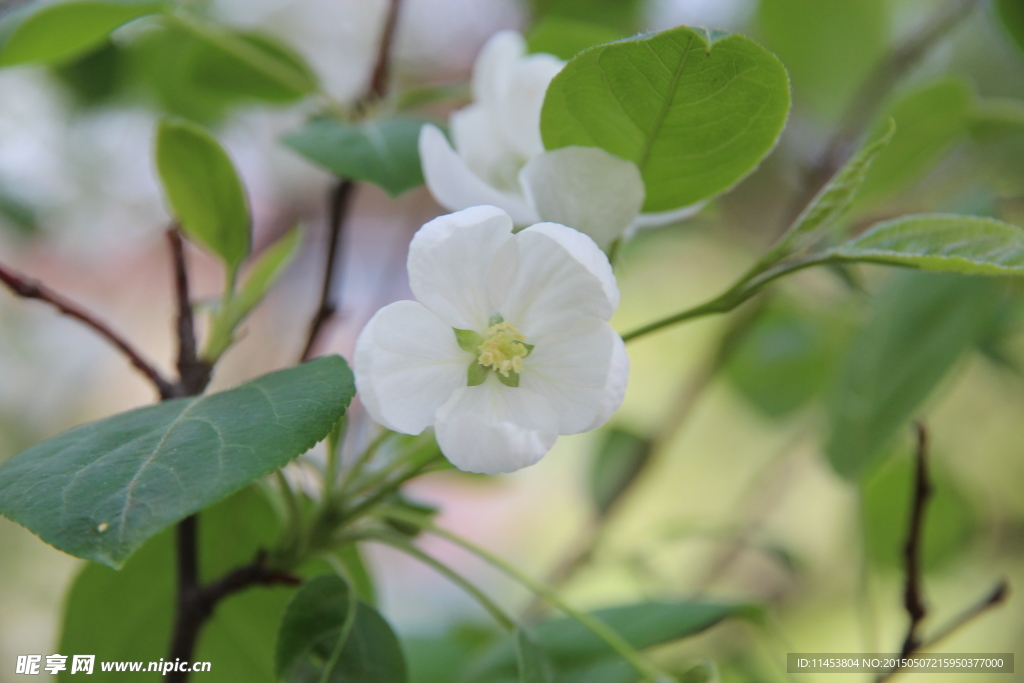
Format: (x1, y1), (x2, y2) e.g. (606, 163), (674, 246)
(378, 508), (673, 683)
(619, 254), (830, 343)
(323, 416), (348, 497)
(360, 531), (516, 632)
(340, 429), (395, 496)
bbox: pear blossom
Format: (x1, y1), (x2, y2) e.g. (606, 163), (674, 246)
(354, 205), (628, 474)
(418, 30), (703, 249)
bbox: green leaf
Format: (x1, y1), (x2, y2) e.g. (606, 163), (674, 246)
(723, 303), (843, 419)
(997, 0), (1024, 55)
(466, 601), (752, 682)
(825, 272), (1003, 479)
(828, 214), (1024, 276)
(969, 97), (1024, 140)
(276, 574), (407, 683)
(0, 356), (354, 568)
(0, 0), (164, 67)
(757, 0), (888, 117)
(204, 226), (303, 361)
(515, 629), (554, 683)
(861, 452), (976, 573)
(589, 428), (651, 516)
(454, 329), (484, 353)
(283, 117), (427, 197)
(467, 362), (488, 387)
(52, 40), (126, 107)
(526, 17), (621, 60)
(177, 24), (318, 102)
(541, 26), (791, 212)
(775, 119), (895, 255)
(155, 118), (251, 270)
(59, 487), (295, 683)
(856, 80), (973, 206)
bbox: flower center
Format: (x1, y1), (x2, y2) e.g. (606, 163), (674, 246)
(477, 321), (528, 377)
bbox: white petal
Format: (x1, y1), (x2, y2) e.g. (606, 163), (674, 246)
(519, 147), (645, 248)
(407, 205), (514, 330)
(520, 318), (625, 434)
(471, 31), (526, 106)
(495, 52), (564, 160)
(585, 331), (629, 432)
(354, 300), (469, 435)
(434, 375), (559, 474)
(418, 124), (538, 225)
(450, 105), (522, 193)
(630, 202), (706, 230)
(489, 222), (619, 339)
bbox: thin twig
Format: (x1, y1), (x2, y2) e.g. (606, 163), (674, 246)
(300, 180), (356, 361)
(0, 261), (176, 399)
(900, 422), (931, 657)
(786, 0), (983, 226)
(167, 230), (211, 395)
(876, 580), (1010, 682)
(366, 0), (403, 104)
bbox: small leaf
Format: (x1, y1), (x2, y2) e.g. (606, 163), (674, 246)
(59, 488), (295, 683)
(0, 355), (354, 567)
(515, 629), (554, 683)
(276, 574), (407, 683)
(467, 362), (488, 387)
(825, 272), (1003, 479)
(828, 214), (1024, 276)
(589, 428), (651, 516)
(526, 16), (621, 60)
(497, 371), (520, 388)
(454, 329), (484, 353)
(997, 0), (1024, 55)
(283, 117), (427, 196)
(856, 79), (973, 206)
(155, 117), (251, 270)
(775, 119), (895, 255)
(0, 0), (164, 67)
(541, 25), (791, 212)
(204, 226), (303, 360)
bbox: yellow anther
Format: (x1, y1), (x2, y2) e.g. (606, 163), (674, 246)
(477, 321), (528, 377)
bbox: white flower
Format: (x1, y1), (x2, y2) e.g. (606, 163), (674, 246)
(418, 31), (704, 249)
(354, 205), (629, 474)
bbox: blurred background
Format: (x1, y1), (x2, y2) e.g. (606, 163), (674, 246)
(1, 0), (1023, 680)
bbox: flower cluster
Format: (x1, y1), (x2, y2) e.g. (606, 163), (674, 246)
(354, 206), (627, 474)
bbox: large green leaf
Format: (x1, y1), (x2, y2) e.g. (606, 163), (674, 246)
(283, 117), (427, 197)
(540, 26), (790, 212)
(997, 0), (1024, 56)
(0, 356), (354, 567)
(828, 214), (1024, 275)
(155, 118), (251, 270)
(276, 574), (407, 683)
(59, 488), (295, 682)
(825, 272), (1003, 479)
(856, 80), (973, 206)
(466, 601), (751, 682)
(756, 0), (888, 117)
(0, 0), (164, 67)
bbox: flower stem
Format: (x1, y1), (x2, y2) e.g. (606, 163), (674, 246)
(378, 508), (674, 683)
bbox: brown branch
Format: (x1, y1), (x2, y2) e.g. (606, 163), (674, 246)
(366, 0), (402, 103)
(300, 179), (356, 361)
(0, 261), (176, 399)
(167, 230), (211, 396)
(900, 422), (932, 657)
(876, 580), (1010, 682)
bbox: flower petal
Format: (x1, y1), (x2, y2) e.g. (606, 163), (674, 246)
(471, 31), (562, 160)
(520, 318), (626, 434)
(419, 124), (538, 224)
(408, 205), (514, 330)
(354, 300), (469, 435)
(450, 105), (521, 193)
(519, 147), (645, 248)
(585, 330), (629, 432)
(434, 375), (559, 474)
(489, 222), (619, 338)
